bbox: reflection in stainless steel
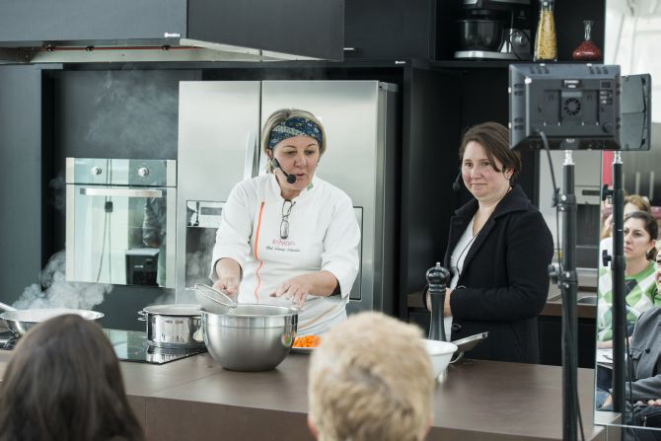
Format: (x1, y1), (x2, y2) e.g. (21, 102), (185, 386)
(0, 329), (205, 364)
(104, 329), (205, 365)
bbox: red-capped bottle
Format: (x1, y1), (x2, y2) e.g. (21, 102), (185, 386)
(572, 20), (602, 61)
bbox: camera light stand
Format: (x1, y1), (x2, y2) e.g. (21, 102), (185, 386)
(550, 150), (579, 441)
(611, 152), (627, 417)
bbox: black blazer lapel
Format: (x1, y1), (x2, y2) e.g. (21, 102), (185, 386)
(457, 185), (529, 274)
(459, 217), (497, 273)
(444, 216), (470, 268)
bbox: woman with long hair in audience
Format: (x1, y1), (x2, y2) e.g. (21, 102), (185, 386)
(0, 314), (144, 441)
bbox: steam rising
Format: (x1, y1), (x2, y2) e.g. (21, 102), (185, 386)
(13, 251), (112, 311)
(49, 174), (66, 212)
(85, 70), (178, 157)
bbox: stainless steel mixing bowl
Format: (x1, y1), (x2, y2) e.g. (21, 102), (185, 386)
(201, 305), (298, 372)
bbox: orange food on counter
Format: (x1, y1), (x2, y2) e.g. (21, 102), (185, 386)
(293, 335), (321, 348)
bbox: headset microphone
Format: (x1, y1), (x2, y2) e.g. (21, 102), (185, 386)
(452, 171), (462, 192)
(271, 158), (297, 184)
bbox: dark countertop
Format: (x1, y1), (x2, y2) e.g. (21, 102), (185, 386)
(0, 350), (617, 440)
(408, 292), (597, 319)
(408, 284), (598, 319)
(408, 267), (600, 319)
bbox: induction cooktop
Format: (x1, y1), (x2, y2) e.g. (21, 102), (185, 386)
(0, 328), (206, 365)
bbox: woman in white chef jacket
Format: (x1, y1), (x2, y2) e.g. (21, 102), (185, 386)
(210, 109), (361, 335)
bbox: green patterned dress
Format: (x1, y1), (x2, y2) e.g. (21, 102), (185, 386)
(597, 262), (659, 342)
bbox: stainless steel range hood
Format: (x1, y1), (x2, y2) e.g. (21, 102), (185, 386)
(0, 0), (344, 63)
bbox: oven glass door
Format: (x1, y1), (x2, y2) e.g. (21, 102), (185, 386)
(67, 185), (176, 288)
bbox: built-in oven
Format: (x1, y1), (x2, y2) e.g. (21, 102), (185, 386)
(65, 158), (177, 288)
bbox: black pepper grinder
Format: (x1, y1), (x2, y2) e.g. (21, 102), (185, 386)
(426, 262), (451, 342)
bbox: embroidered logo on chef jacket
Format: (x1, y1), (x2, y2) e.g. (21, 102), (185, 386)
(266, 238), (301, 253)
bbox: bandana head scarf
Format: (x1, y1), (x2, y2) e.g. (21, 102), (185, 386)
(267, 117), (323, 150)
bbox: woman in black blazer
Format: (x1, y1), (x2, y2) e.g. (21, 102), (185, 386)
(428, 122), (553, 363)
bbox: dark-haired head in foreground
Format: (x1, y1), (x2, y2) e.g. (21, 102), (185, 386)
(0, 314), (144, 441)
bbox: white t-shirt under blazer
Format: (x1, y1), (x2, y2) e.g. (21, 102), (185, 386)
(211, 174), (361, 335)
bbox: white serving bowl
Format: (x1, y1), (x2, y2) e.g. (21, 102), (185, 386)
(422, 339), (458, 381)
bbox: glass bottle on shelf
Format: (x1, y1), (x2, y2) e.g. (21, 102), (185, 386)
(534, 0), (557, 62)
(572, 20), (602, 61)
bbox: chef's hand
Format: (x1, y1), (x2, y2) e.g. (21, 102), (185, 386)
(212, 279), (239, 298)
(213, 258), (241, 298)
(425, 289), (453, 316)
(270, 275), (313, 308)
(647, 399), (661, 407)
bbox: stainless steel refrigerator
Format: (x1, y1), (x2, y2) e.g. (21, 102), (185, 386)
(176, 81), (398, 315)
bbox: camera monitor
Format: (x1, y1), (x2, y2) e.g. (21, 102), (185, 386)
(509, 63), (648, 151)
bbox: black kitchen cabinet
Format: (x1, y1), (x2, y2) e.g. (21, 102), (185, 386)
(437, 0), (605, 63)
(0, 65), (44, 306)
(427, 66), (540, 207)
(344, 0), (437, 60)
(538, 314), (597, 369)
(347, 0), (605, 63)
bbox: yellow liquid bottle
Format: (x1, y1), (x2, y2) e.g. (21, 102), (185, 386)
(534, 0), (557, 61)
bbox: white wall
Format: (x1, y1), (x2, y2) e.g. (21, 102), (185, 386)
(605, 1), (661, 122)
(537, 151), (603, 259)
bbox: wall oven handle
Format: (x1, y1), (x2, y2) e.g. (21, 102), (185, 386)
(79, 187), (163, 198)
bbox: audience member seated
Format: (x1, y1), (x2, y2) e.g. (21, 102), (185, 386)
(599, 194), (653, 269)
(597, 211), (659, 348)
(307, 312), (434, 441)
(0, 314), (144, 441)
(595, 244), (661, 438)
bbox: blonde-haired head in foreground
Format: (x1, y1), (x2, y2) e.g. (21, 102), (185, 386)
(308, 312), (434, 441)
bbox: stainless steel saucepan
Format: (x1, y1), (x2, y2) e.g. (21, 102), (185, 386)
(138, 304), (205, 349)
(0, 301), (104, 336)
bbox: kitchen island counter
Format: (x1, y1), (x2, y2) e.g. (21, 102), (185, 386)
(0, 350), (616, 440)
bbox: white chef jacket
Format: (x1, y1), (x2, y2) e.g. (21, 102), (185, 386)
(210, 174), (360, 335)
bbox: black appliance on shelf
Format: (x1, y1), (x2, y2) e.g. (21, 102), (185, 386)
(455, 0), (532, 60)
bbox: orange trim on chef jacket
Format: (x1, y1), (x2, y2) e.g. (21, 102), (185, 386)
(253, 201), (265, 303)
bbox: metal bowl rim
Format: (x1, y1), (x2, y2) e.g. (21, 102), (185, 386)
(201, 304), (299, 318)
(0, 309), (104, 322)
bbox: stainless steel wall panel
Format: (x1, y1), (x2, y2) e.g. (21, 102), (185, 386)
(176, 81), (261, 296)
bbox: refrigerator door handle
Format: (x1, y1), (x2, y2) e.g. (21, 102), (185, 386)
(243, 131), (259, 181)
